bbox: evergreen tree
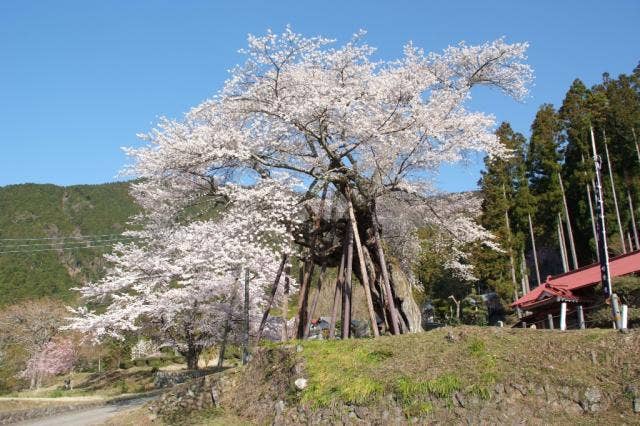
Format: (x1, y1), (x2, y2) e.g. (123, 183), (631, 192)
(475, 123), (528, 302)
(526, 104), (564, 275)
(559, 79), (597, 264)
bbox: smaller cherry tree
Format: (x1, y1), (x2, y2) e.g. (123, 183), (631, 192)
(22, 338), (76, 390)
(69, 177), (298, 369)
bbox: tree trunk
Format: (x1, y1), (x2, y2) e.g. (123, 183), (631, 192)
(183, 346), (201, 370)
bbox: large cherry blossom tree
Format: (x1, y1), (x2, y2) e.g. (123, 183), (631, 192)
(121, 28), (532, 338)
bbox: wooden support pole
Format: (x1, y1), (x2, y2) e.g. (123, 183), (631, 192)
(346, 188), (380, 338)
(520, 251), (530, 294)
(341, 225), (354, 339)
(305, 264), (326, 338)
(372, 215), (400, 335)
(547, 314), (554, 330)
(633, 128), (640, 166)
(627, 189), (639, 250)
(528, 213), (542, 287)
(577, 305), (585, 329)
(559, 302), (567, 331)
(558, 173), (578, 269)
(294, 185), (328, 339)
(328, 248), (345, 339)
(502, 185), (519, 302)
(603, 134), (627, 253)
(557, 216), (569, 273)
(218, 277), (240, 368)
(281, 264), (291, 342)
(587, 183), (600, 262)
(256, 254), (288, 343)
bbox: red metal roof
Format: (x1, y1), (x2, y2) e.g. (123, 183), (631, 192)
(512, 250), (640, 309)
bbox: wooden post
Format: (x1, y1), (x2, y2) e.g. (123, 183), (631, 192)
(346, 188), (379, 338)
(341, 225), (354, 339)
(547, 314), (554, 330)
(633, 128), (640, 166)
(559, 303), (567, 331)
(522, 321), (527, 329)
(557, 216), (569, 273)
(621, 304), (628, 330)
(520, 251), (530, 294)
(627, 189), (639, 250)
(329, 242), (346, 339)
(281, 264), (291, 342)
(577, 305), (585, 329)
(372, 215), (401, 335)
(295, 260), (315, 339)
(502, 185), (519, 302)
(256, 254), (288, 342)
(603, 134), (627, 253)
(219, 276), (241, 367)
(587, 183), (600, 262)
(305, 264), (326, 338)
(558, 174), (578, 269)
(528, 213), (542, 287)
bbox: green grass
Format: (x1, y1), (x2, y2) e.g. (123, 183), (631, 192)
(284, 326), (637, 416)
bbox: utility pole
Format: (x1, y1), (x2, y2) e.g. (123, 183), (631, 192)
(590, 127), (623, 330)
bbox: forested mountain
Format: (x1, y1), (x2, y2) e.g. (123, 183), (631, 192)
(0, 182), (139, 305)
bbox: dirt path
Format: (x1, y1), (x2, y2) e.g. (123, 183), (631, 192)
(15, 397), (154, 426)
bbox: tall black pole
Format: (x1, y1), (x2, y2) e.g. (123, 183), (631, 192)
(590, 127), (623, 329)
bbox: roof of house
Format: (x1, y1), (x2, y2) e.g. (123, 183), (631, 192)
(512, 249), (640, 310)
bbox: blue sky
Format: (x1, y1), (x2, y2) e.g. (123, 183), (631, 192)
(1, 1), (638, 191)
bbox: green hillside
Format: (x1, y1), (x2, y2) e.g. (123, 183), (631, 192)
(0, 182), (140, 306)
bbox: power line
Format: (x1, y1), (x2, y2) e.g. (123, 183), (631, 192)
(0, 233), (136, 242)
(0, 236), (138, 249)
(0, 243), (136, 255)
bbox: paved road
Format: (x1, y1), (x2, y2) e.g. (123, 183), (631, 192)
(16, 397), (153, 426)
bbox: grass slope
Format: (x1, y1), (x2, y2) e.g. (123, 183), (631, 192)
(222, 326), (640, 424)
